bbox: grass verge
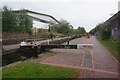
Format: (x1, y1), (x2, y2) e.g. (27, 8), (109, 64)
(97, 38), (120, 61)
(2, 61), (80, 78)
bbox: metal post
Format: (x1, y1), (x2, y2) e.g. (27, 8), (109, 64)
(33, 44), (38, 58)
(48, 25), (51, 45)
(47, 39), (49, 45)
(67, 40), (69, 45)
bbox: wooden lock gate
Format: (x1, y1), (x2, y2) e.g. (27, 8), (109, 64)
(19, 44), (93, 59)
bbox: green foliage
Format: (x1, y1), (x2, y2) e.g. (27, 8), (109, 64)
(89, 28), (96, 35)
(49, 21), (58, 33)
(98, 38), (120, 61)
(78, 27), (86, 34)
(2, 6), (16, 33)
(49, 20), (86, 37)
(37, 28), (64, 38)
(16, 9), (33, 34)
(49, 19), (73, 36)
(97, 23), (110, 40)
(50, 32), (65, 37)
(73, 29), (80, 35)
(90, 23), (110, 40)
(2, 6), (32, 34)
(3, 61), (80, 78)
(57, 20), (72, 35)
(72, 27), (86, 37)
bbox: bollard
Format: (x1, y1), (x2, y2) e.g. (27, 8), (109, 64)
(67, 40), (69, 45)
(33, 44), (38, 58)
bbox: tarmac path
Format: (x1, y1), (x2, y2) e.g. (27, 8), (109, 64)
(40, 36), (120, 78)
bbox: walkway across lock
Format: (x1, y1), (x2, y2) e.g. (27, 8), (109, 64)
(19, 44), (93, 59)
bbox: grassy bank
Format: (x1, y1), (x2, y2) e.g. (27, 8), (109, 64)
(97, 38), (120, 61)
(2, 61), (80, 78)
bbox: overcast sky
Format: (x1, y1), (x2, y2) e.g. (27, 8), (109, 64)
(1, 0), (120, 32)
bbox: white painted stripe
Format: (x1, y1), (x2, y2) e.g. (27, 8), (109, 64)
(77, 44), (93, 49)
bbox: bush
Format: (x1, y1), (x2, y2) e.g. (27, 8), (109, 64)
(2, 6), (32, 34)
(100, 24), (110, 40)
(93, 23), (110, 40)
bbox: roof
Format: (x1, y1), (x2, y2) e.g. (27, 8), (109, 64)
(13, 9), (60, 24)
(104, 11), (120, 25)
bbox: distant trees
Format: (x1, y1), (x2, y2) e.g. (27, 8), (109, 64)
(72, 27), (86, 36)
(15, 9), (33, 34)
(89, 23), (110, 40)
(77, 27), (86, 34)
(49, 19), (86, 37)
(2, 6), (32, 34)
(89, 28), (96, 35)
(49, 19), (73, 36)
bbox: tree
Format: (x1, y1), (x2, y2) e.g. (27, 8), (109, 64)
(17, 9), (32, 34)
(78, 27), (86, 34)
(49, 21), (58, 32)
(89, 28), (96, 35)
(2, 6), (16, 33)
(89, 23), (110, 40)
(98, 23), (110, 40)
(49, 19), (73, 36)
(2, 6), (33, 34)
(72, 29), (80, 35)
(56, 19), (72, 35)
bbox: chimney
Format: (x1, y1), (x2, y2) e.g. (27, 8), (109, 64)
(118, 1), (120, 11)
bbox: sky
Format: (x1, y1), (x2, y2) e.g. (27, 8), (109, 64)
(1, 0), (120, 32)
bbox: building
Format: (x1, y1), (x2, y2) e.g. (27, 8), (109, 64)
(32, 27), (39, 35)
(13, 9), (59, 29)
(104, 11), (120, 42)
(103, 1), (120, 42)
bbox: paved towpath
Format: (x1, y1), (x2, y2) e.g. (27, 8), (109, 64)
(40, 36), (120, 78)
